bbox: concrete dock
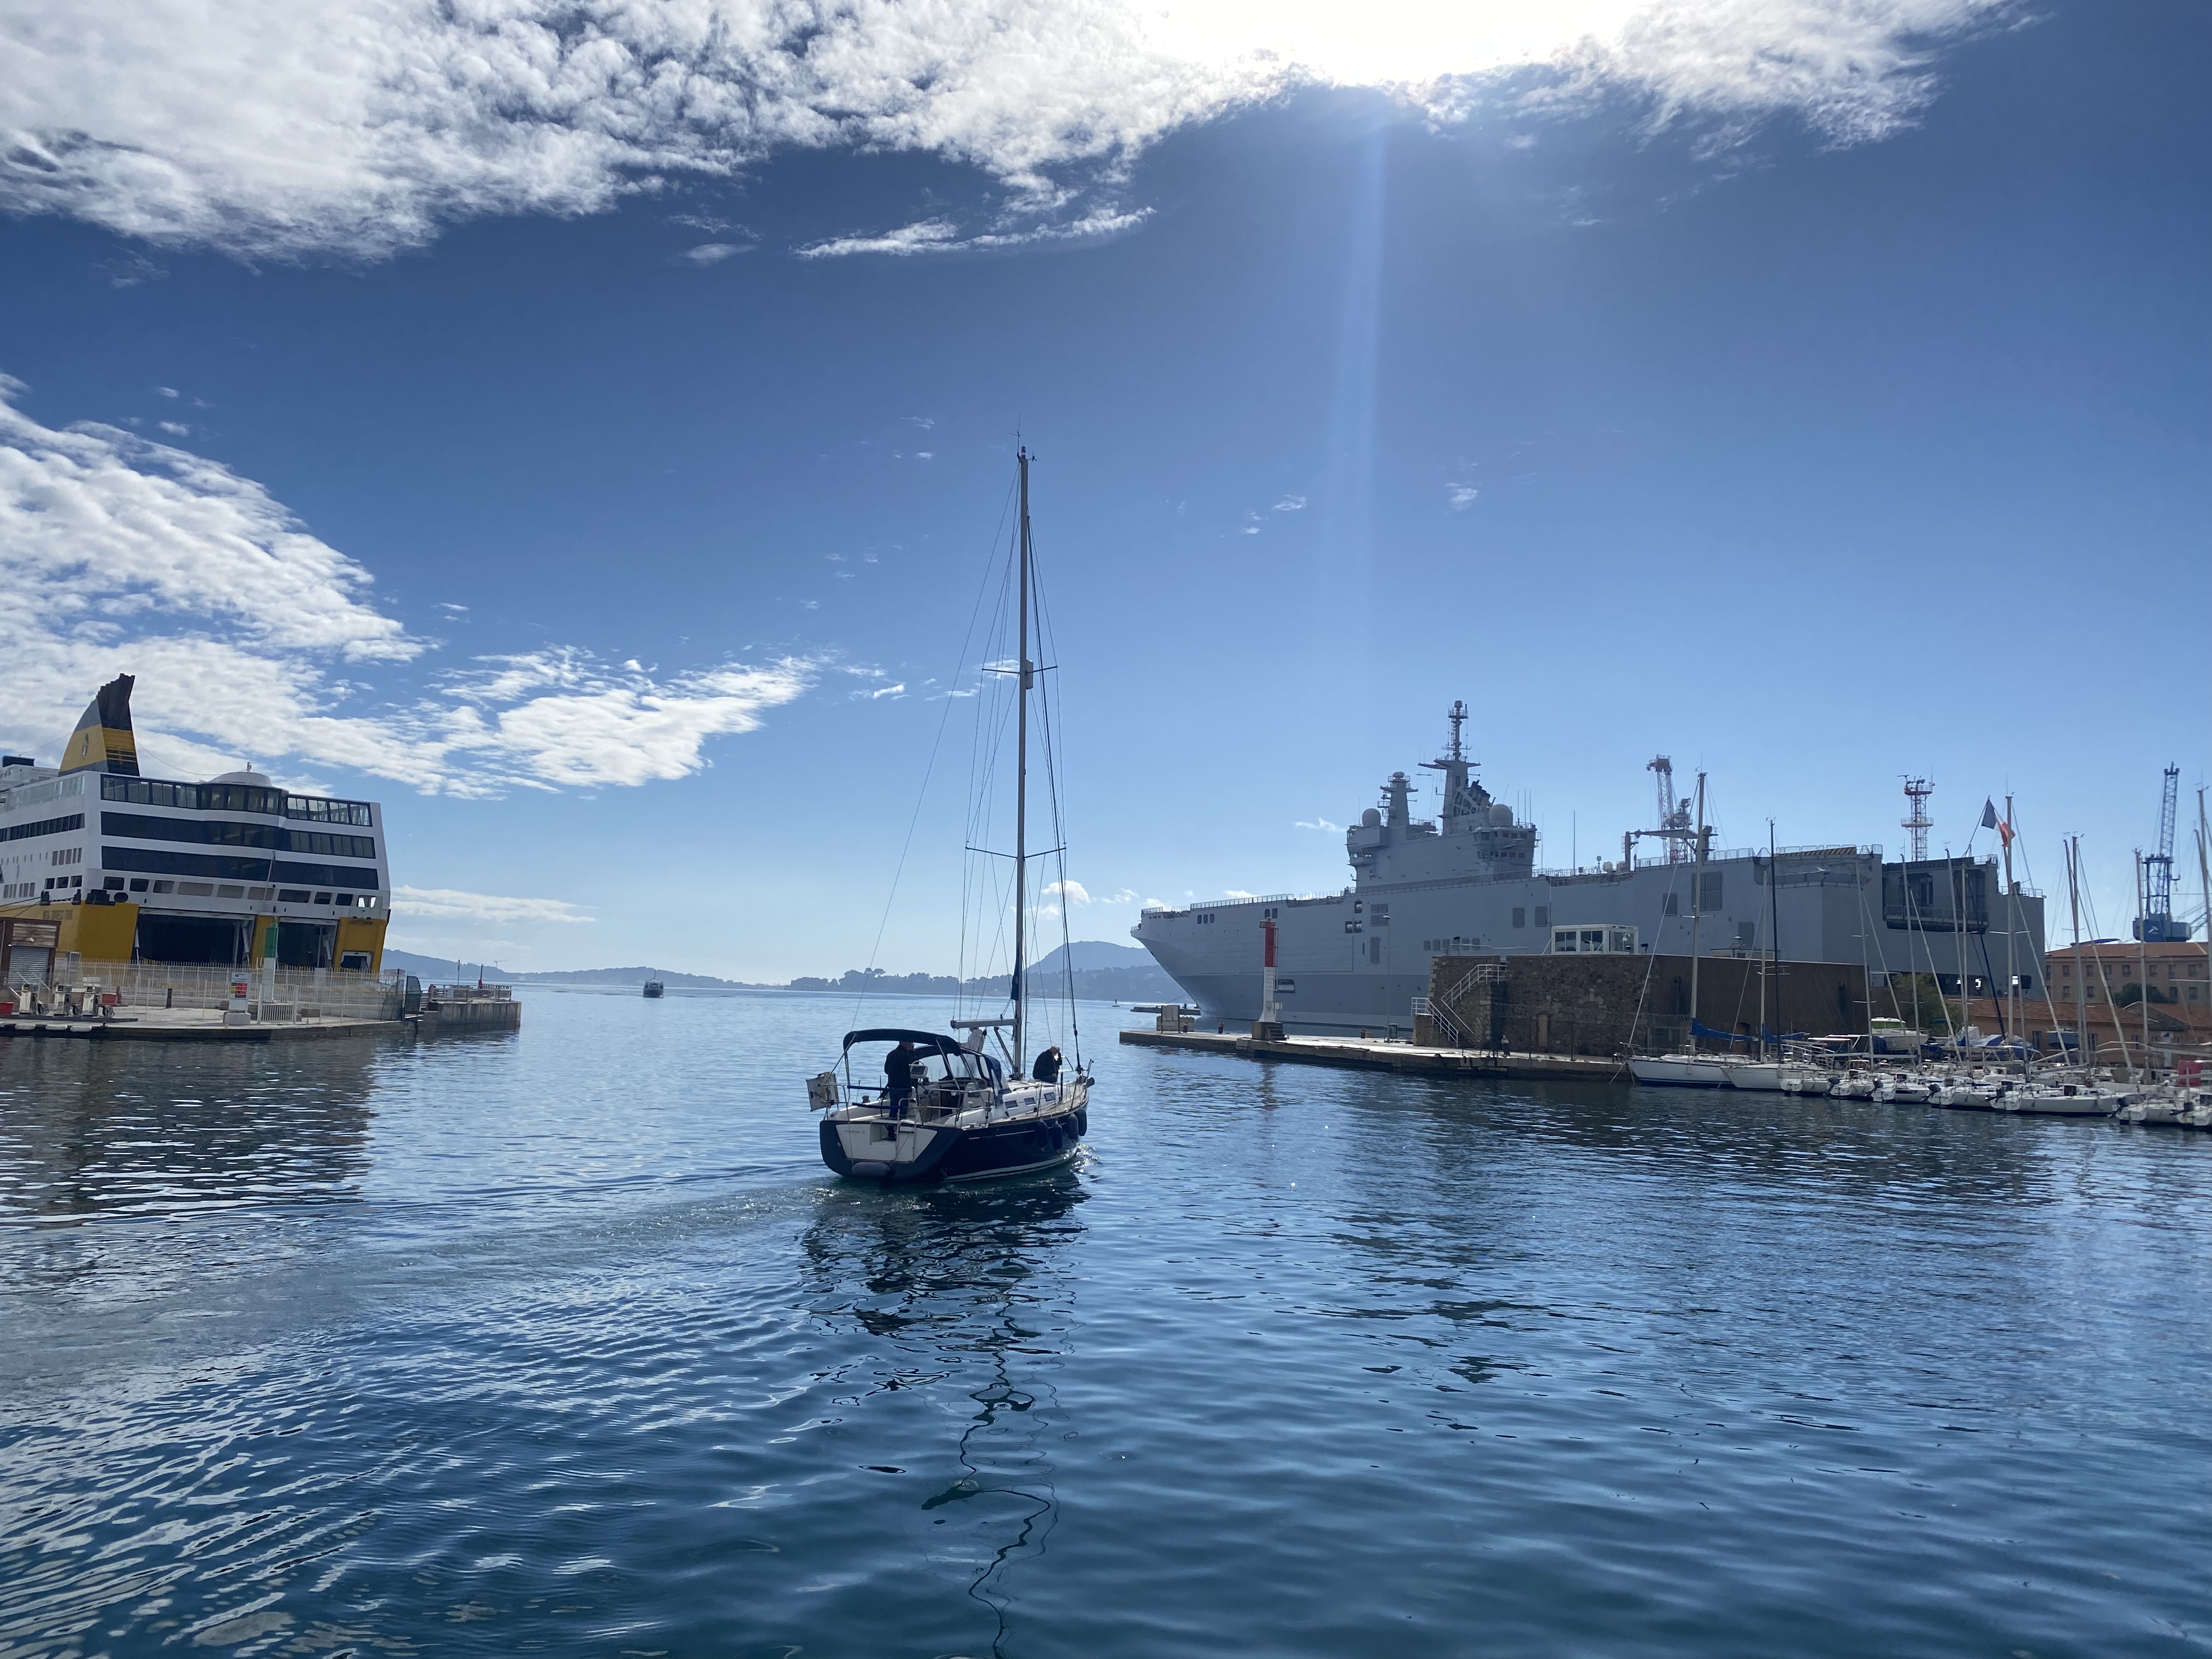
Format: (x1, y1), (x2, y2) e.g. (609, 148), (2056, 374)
(1119, 1025), (1628, 1084)
(0, 1007), (410, 1042)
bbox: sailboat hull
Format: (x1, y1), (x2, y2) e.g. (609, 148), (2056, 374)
(821, 1096), (1088, 1184)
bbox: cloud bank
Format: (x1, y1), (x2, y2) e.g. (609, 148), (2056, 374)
(0, 377), (810, 795)
(0, 0), (2010, 259)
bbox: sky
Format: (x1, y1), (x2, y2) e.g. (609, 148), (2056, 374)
(2, 0), (2207, 978)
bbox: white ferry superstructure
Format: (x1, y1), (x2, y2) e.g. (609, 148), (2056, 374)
(0, 676), (390, 976)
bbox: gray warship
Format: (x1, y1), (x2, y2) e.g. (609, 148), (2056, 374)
(1132, 703), (2047, 1037)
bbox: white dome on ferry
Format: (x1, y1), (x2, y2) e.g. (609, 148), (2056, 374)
(1489, 803), (1514, 827)
(209, 768), (274, 786)
(1361, 808), (1382, 828)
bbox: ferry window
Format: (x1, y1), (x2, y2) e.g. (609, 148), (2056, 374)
(153, 880), (175, 894)
(314, 892), (333, 905)
(1736, 921), (1754, 944)
(128, 878), (149, 892)
(1512, 907), (1525, 928)
(103, 876), (126, 890)
(1533, 905), (1549, 928)
(279, 888), (311, 902)
(1663, 894), (1679, 916)
(1700, 873), (1723, 910)
(285, 795), (374, 827)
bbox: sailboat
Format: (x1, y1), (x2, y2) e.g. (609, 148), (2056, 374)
(1629, 772), (1736, 1088)
(806, 449), (1092, 1183)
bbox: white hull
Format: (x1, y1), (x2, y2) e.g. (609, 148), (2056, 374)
(1629, 1055), (1737, 1088)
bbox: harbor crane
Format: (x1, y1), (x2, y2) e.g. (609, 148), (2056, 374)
(1626, 756), (1695, 864)
(2135, 764), (2192, 943)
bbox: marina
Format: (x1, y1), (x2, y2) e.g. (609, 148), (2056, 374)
(1119, 1020), (2212, 1126)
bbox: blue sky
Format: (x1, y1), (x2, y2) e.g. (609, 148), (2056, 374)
(2, 0), (2207, 977)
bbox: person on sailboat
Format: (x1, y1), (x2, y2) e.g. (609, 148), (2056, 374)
(885, 1040), (921, 1116)
(1032, 1045), (1063, 1084)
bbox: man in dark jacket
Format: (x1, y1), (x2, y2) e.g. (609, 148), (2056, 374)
(1032, 1045), (1062, 1084)
(885, 1040), (922, 1115)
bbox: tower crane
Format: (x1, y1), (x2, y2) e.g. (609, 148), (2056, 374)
(2136, 765), (2192, 942)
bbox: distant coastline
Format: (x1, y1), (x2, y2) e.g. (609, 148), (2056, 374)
(380, 942), (1180, 1002)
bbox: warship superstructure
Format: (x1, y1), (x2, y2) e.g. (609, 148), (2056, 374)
(1132, 703), (2047, 1037)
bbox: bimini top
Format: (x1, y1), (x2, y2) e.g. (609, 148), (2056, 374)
(841, 1028), (968, 1058)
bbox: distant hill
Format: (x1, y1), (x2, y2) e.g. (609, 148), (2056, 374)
(787, 942), (1179, 1003)
(384, 949), (514, 983)
(1029, 940), (1157, 975)
(509, 965), (759, 989)
(382, 939), (1177, 1000)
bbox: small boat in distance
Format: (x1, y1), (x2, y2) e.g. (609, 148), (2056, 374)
(642, 975), (665, 998)
(808, 448), (1090, 1183)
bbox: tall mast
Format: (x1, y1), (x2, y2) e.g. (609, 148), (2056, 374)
(2067, 835), (2085, 1063)
(2004, 793), (2019, 1065)
(1013, 447), (1032, 1076)
(1764, 821), (1777, 1059)
(1686, 772), (1708, 1055)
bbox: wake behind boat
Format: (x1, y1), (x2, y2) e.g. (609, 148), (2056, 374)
(805, 447), (1091, 1183)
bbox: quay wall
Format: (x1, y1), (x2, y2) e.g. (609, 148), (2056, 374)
(1421, 953), (1870, 1057)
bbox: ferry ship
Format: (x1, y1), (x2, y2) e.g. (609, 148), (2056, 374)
(0, 676), (389, 980)
(1132, 703), (2048, 1037)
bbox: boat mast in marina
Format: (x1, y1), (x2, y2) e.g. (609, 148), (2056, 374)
(1686, 772), (1708, 1055)
(1012, 447), (1032, 1077)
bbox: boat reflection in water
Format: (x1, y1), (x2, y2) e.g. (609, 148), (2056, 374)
(798, 1169), (1086, 1641)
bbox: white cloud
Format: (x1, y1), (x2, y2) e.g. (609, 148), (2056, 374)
(155, 386), (179, 398)
(1295, 817), (1342, 832)
(861, 682), (906, 700)
(1223, 888), (1257, 899)
(679, 241), (743, 264)
(1272, 495), (1306, 511)
(797, 206), (1152, 260)
(0, 1), (2004, 261)
(0, 375), (812, 796)
(1044, 878), (1091, 905)
(1448, 484), (1480, 510)
(393, 885), (595, 924)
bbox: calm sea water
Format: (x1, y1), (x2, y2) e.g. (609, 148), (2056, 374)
(4, 989), (2211, 1658)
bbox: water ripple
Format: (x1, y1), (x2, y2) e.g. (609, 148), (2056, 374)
(4, 994), (2211, 1656)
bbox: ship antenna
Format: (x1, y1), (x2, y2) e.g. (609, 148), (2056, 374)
(1012, 447), (1032, 1078)
(1446, 699), (1466, 763)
